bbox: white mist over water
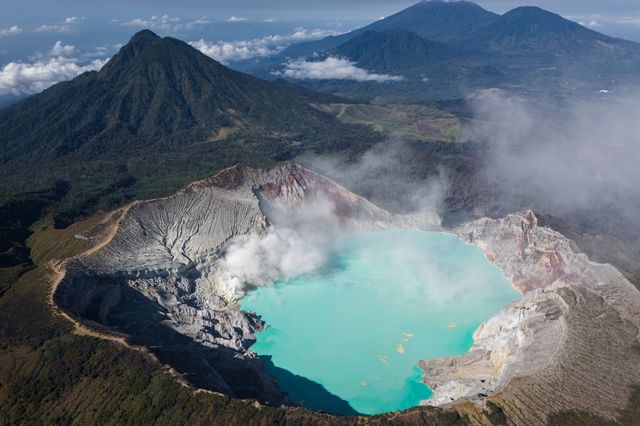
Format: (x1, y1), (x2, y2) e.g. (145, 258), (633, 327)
(241, 229), (521, 415)
(214, 142), (450, 299)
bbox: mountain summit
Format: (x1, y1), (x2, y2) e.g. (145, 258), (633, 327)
(0, 30), (374, 220)
(329, 29), (451, 73)
(463, 6), (631, 56)
(367, 0), (499, 42)
(279, 0), (498, 59)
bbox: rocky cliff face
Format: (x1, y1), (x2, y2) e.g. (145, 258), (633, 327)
(421, 211), (640, 423)
(54, 162), (435, 404)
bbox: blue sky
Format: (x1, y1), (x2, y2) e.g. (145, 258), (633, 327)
(1, 0), (639, 104)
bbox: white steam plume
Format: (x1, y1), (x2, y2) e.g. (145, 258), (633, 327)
(210, 143), (449, 301)
(212, 195), (344, 299)
(465, 89), (640, 236)
(300, 140), (449, 216)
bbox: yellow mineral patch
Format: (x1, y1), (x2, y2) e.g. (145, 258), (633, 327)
(396, 344), (405, 354)
(402, 332), (414, 338)
(447, 322), (457, 328)
(360, 380), (367, 386)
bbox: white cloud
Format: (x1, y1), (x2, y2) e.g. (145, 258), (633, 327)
(227, 16), (248, 23)
(50, 41), (76, 57)
(0, 26), (22, 37)
(191, 39), (279, 63)
(122, 14), (180, 29)
(184, 17), (210, 29)
(0, 43), (107, 98)
(190, 27), (341, 64)
(570, 14), (640, 29)
(618, 16), (640, 27)
(286, 27), (340, 42)
(36, 16), (82, 33)
(264, 18), (277, 23)
(279, 56), (404, 82)
(36, 24), (66, 32)
(580, 20), (602, 28)
(119, 15), (209, 32)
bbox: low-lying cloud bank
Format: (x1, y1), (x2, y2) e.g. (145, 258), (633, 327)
(115, 15), (210, 32)
(190, 28), (340, 64)
(0, 26), (22, 37)
(279, 56), (404, 82)
(0, 42), (107, 98)
(301, 140), (448, 215)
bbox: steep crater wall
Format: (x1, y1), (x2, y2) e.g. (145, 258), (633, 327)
(420, 212), (640, 423)
(54, 163), (429, 405)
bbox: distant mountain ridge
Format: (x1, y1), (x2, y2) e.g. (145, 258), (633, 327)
(279, 0), (499, 59)
(361, 0), (500, 41)
(460, 6), (637, 57)
(236, 0), (640, 101)
(284, 1), (640, 60)
(329, 29), (452, 73)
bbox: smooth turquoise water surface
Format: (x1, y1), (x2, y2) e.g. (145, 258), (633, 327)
(240, 230), (520, 415)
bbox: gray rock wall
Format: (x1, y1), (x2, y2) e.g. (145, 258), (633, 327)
(420, 211), (640, 423)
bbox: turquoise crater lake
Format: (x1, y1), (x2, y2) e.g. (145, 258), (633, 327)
(240, 230), (520, 415)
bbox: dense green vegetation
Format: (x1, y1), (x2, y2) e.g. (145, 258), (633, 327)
(0, 30), (379, 229)
(315, 103), (461, 143)
(0, 182), (72, 295)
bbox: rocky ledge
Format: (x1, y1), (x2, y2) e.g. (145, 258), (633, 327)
(420, 211), (640, 424)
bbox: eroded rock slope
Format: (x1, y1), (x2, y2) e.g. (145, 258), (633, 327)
(421, 211), (640, 424)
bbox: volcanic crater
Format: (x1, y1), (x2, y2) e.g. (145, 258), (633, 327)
(52, 163), (640, 422)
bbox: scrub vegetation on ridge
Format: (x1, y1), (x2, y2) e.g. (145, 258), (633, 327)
(314, 104), (461, 143)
